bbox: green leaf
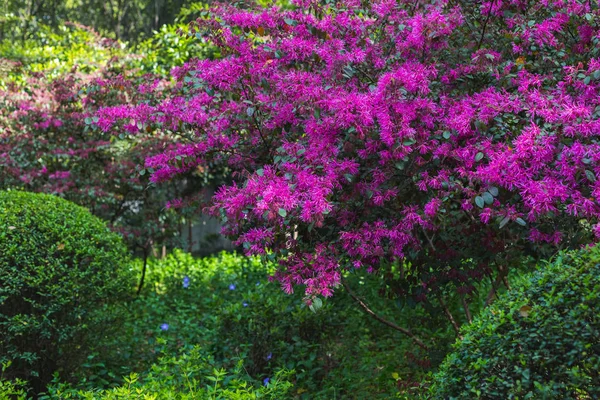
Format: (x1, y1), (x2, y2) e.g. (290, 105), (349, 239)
(516, 217), (527, 226)
(256, 168), (264, 177)
(246, 107), (255, 117)
(342, 65), (355, 78)
(278, 208), (287, 218)
(475, 196), (485, 209)
(499, 216), (510, 229)
(585, 170), (596, 182)
(482, 192), (494, 205)
(475, 152), (484, 162)
(489, 187), (499, 197)
(442, 131), (452, 140)
(309, 297), (323, 313)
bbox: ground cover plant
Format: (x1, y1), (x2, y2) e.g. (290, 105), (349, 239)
(35, 250), (447, 398)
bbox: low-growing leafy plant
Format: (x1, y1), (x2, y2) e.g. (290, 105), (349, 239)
(0, 362), (27, 400)
(0, 191), (133, 395)
(42, 346), (294, 400)
(430, 247), (600, 399)
(66, 250), (449, 398)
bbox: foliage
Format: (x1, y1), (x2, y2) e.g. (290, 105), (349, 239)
(0, 22), (127, 84)
(40, 250), (446, 398)
(0, 26), (216, 254)
(0, 191), (133, 394)
(0, 0), (200, 43)
(43, 347), (294, 400)
(430, 247), (600, 399)
(0, 362), (27, 400)
(97, 0), (600, 336)
(134, 3), (218, 76)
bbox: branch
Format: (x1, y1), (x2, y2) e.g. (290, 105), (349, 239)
(485, 267), (507, 306)
(422, 227), (436, 252)
(341, 277), (429, 350)
(460, 293), (472, 324)
(437, 293), (462, 339)
(136, 247), (150, 295)
(477, 0), (496, 50)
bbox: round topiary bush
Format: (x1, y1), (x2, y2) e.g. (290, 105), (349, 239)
(0, 191), (132, 394)
(430, 249), (600, 399)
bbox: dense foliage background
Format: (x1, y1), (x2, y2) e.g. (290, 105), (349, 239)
(1, 0), (599, 398)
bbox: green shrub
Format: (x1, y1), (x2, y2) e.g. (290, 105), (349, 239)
(431, 248), (600, 399)
(0, 191), (132, 394)
(0, 22), (130, 84)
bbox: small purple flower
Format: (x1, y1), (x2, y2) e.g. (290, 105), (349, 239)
(182, 276), (190, 288)
(229, 284), (236, 290)
(263, 377), (270, 386)
(160, 323), (169, 331)
(242, 301), (249, 307)
(266, 352), (272, 361)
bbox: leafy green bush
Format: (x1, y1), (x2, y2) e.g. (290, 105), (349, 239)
(431, 248), (600, 399)
(0, 191), (133, 394)
(135, 21), (217, 76)
(0, 22), (129, 84)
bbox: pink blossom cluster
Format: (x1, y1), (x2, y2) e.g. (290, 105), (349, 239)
(97, 0), (600, 300)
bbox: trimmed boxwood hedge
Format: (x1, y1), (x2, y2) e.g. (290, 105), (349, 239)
(431, 248), (600, 399)
(0, 191), (132, 394)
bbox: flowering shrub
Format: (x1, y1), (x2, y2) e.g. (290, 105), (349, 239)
(0, 35), (211, 254)
(98, 0), (600, 322)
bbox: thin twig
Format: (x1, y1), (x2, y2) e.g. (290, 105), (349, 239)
(460, 293), (472, 324)
(341, 278), (429, 350)
(485, 269), (506, 306)
(437, 293), (462, 339)
(422, 228), (436, 252)
(477, 0), (496, 50)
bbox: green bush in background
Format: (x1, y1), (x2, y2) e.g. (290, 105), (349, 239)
(0, 22), (130, 84)
(0, 191), (133, 394)
(431, 248), (600, 399)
